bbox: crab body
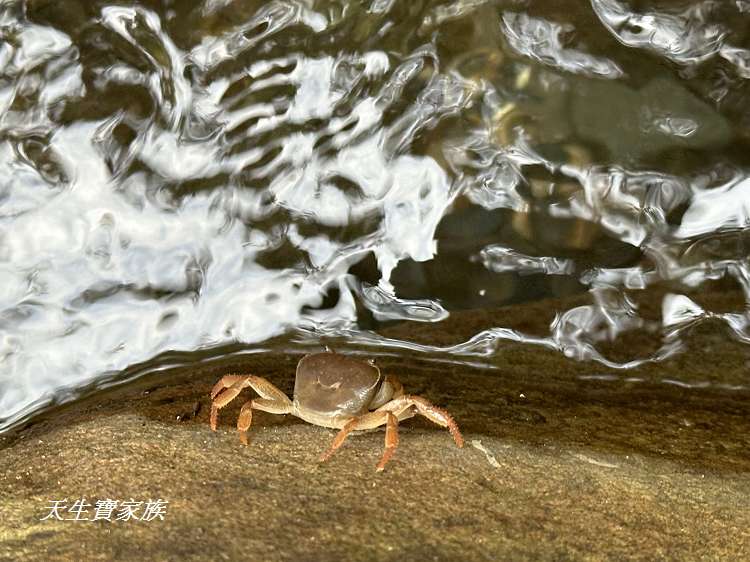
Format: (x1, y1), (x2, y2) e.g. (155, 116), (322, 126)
(292, 352), (402, 428)
(209, 350), (463, 471)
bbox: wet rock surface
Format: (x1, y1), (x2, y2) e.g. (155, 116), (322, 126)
(1, 296), (749, 561)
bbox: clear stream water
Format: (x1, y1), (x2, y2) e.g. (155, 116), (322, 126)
(1, 0), (750, 430)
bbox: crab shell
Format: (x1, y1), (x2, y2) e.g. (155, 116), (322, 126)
(291, 352), (400, 428)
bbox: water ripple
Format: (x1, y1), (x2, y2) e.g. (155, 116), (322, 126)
(1, 0), (749, 430)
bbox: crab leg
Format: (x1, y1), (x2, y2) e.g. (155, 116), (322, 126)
(319, 410), (403, 471)
(319, 410), (392, 466)
(386, 375), (404, 399)
(376, 413), (399, 472)
(210, 374), (292, 440)
(210, 375), (250, 399)
(378, 395), (464, 448)
(319, 418), (360, 462)
(320, 395), (463, 471)
(236, 398), (292, 445)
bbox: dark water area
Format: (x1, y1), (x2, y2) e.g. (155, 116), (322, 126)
(2, 0), (750, 431)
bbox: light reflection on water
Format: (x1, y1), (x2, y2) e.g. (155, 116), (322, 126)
(1, 0), (749, 430)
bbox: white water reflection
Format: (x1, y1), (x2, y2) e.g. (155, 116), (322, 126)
(591, 0), (750, 78)
(1, 0), (749, 430)
(501, 12), (624, 78)
(476, 246), (575, 276)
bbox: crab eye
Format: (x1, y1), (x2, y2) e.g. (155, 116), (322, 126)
(368, 358), (376, 365)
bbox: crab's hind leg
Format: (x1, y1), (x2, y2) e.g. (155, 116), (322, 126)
(210, 375), (292, 442)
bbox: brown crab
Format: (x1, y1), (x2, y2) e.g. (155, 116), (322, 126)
(209, 350), (464, 471)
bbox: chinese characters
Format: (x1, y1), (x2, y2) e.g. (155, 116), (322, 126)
(40, 498), (168, 522)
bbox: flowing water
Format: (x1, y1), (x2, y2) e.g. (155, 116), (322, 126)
(1, 0), (750, 431)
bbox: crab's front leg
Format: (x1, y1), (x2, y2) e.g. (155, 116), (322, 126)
(210, 374), (293, 444)
(319, 410), (400, 472)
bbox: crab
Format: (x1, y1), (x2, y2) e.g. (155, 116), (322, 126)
(209, 349), (464, 471)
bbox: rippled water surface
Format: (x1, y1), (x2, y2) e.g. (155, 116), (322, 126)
(2, 0), (750, 430)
